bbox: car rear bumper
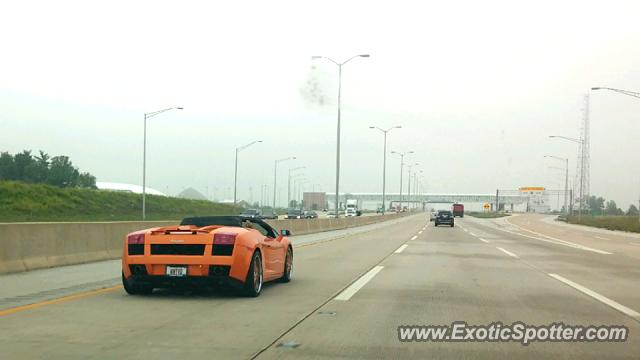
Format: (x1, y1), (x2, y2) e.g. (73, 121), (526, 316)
(435, 219), (454, 224)
(125, 265), (245, 289)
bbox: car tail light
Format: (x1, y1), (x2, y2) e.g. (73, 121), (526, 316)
(128, 233), (145, 244)
(213, 233), (236, 245)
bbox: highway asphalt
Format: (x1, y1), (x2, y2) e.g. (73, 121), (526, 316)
(1, 213), (639, 359)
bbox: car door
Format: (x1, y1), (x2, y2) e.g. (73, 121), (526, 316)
(251, 221), (283, 279)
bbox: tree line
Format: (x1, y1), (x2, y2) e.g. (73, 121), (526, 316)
(0, 150), (96, 188)
(586, 195), (638, 216)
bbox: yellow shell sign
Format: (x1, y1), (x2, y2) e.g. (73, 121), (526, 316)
(519, 187), (545, 192)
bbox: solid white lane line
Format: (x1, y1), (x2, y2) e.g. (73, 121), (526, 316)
(418, 230), (423, 234)
(595, 236), (611, 241)
(504, 219), (612, 255)
(479, 238), (489, 243)
(548, 273), (640, 320)
(410, 235), (418, 241)
(395, 244), (409, 253)
(334, 266), (384, 301)
(496, 247), (519, 258)
(498, 227), (611, 255)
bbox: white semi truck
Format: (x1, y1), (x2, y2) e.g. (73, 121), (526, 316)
(345, 199), (359, 217)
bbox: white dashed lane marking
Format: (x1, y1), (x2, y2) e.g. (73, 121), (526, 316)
(496, 247), (519, 258)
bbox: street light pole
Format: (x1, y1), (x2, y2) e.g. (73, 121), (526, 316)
(545, 155), (569, 215)
(142, 107), (183, 220)
(591, 87), (640, 99)
(592, 86), (640, 223)
(413, 170), (423, 209)
(391, 151), (413, 210)
(288, 167), (305, 208)
(273, 157), (295, 209)
(312, 54), (370, 217)
(293, 178), (306, 209)
(406, 163), (419, 210)
(233, 140), (262, 212)
(550, 135), (584, 220)
(370, 126), (402, 214)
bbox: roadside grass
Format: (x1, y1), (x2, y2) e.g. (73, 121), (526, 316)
(568, 215), (640, 233)
(0, 181), (235, 222)
(466, 212), (511, 218)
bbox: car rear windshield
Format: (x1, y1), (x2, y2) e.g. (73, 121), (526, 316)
(438, 211), (452, 215)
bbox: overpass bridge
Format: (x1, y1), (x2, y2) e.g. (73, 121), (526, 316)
(326, 193), (530, 207)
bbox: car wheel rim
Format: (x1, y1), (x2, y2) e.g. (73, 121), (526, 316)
(254, 255), (263, 293)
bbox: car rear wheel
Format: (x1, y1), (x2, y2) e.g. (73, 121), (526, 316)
(280, 247), (293, 283)
(122, 272), (153, 295)
(451, 223), (454, 227)
(243, 251), (263, 297)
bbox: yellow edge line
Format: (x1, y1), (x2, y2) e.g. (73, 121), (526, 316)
(0, 285), (121, 317)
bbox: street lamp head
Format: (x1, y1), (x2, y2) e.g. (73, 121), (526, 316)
(591, 87), (602, 91)
(369, 126), (375, 129)
(175, 107), (184, 110)
(311, 56), (322, 60)
(359, 54), (370, 58)
(394, 125), (402, 129)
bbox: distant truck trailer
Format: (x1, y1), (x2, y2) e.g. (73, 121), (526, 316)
(452, 203), (464, 217)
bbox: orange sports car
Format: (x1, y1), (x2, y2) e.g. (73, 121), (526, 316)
(122, 216), (293, 297)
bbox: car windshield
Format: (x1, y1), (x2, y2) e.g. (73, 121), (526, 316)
(242, 209), (258, 215)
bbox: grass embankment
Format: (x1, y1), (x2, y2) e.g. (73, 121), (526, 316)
(568, 215), (640, 233)
(0, 181), (235, 222)
(466, 212), (511, 219)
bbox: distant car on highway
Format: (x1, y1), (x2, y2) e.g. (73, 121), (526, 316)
(304, 211), (318, 219)
(434, 210), (454, 227)
(239, 208), (261, 219)
(376, 207), (384, 214)
(122, 216), (293, 297)
(286, 209), (303, 219)
(326, 211), (337, 218)
(429, 210), (438, 222)
(259, 209), (278, 220)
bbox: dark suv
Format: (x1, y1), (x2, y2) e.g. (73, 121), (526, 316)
(239, 209), (261, 219)
(434, 210), (454, 227)
(286, 209), (304, 219)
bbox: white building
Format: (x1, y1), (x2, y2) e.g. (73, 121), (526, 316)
(96, 182), (167, 196)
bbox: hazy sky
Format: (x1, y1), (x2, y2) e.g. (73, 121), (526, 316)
(1, 0), (639, 208)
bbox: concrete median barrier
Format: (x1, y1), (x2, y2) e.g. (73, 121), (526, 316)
(0, 213), (411, 274)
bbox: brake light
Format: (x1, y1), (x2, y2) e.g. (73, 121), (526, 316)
(127, 233), (145, 244)
(213, 233), (236, 245)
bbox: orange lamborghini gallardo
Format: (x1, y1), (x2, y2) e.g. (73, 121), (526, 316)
(121, 216), (293, 297)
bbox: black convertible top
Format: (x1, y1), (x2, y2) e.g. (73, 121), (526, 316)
(180, 216), (271, 229)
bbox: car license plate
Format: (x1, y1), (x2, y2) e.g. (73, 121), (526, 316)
(166, 266), (187, 277)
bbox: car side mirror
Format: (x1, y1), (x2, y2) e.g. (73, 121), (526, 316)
(281, 229), (291, 236)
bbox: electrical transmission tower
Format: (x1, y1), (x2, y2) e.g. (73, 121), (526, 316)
(575, 94), (591, 213)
